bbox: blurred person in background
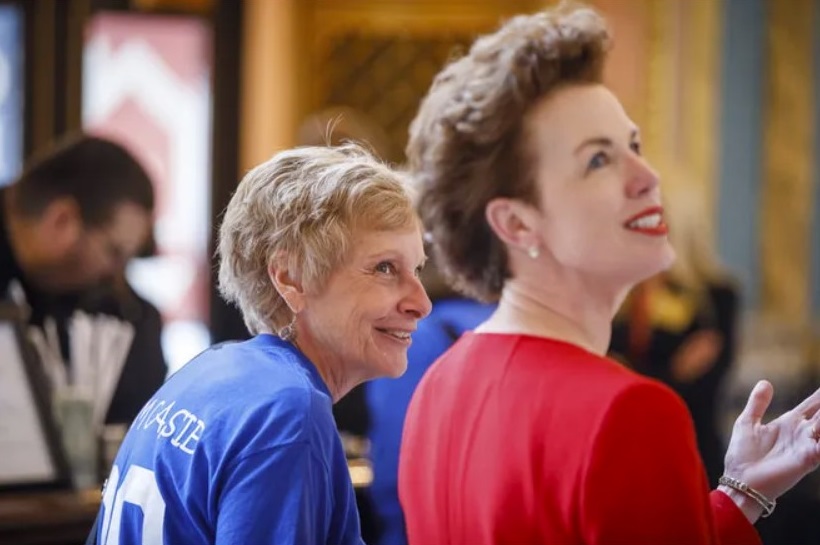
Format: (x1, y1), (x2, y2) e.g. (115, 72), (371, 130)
(1, 133), (153, 304)
(0, 133), (165, 426)
(365, 252), (495, 545)
(609, 181), (740, 488)
(91, 144), (431, 545)
(398, 4), (820, 544)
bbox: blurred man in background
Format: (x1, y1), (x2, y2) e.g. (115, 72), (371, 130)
(1, 133), (166, 427)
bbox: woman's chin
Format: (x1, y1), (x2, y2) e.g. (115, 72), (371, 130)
(632, 247), (676, 283)
(380, 357), (409, 379)
(358, 352), (409, 383)
(656, 244), (677, 273)
(607, 245), (676, 290)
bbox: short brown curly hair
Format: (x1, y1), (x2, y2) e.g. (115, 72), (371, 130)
(408, 3), (611, 301)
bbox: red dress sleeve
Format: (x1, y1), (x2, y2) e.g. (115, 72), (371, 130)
(578, 380), (761, 545)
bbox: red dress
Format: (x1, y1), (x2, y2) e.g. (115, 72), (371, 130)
(398, 333), (761, 545)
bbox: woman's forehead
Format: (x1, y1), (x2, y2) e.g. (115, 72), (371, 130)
(526, 84), (635, 152)
(349, 226), (424, 256)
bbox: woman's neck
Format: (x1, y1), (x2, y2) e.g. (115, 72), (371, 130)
(476, 276), (629, 355)
(291, 334), (359, 404)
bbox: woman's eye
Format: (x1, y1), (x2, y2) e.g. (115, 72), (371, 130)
(588, 151), (610, 171)
(375, 262), (397, 275)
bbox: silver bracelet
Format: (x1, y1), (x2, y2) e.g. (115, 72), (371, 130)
(718, 475), (776, 518)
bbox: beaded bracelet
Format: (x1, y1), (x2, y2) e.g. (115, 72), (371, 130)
(718, 475), (776, 518)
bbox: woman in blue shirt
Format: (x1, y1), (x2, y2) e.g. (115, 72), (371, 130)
(93, 143), (432, 545)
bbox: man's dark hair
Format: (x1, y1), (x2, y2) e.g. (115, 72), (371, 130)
(13, 133), (154, 226)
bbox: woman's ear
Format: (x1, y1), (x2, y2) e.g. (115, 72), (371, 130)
(267, 252), (306, 314)
(485, 197), (542, 253)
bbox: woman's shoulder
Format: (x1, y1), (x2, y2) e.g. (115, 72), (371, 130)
(442, 332), (655, 391)
(176, 339), (338, 456)
(567, 351), (680, 408)
(177, 336), (331, 426)
(587, 377), (694, 455)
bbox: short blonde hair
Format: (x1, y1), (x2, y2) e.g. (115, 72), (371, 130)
(218, 143), (418, 335)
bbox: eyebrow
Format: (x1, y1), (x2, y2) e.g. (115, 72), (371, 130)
(366, 251), (429, 268)
(574, 128), (640, 155)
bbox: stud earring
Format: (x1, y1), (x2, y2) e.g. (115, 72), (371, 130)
(528, 246), (540, 259)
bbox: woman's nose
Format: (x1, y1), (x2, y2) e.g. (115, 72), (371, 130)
(400, 276), (432, 319)
(625, 157), (660, 199)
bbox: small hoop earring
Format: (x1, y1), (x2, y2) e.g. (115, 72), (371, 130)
(278, 318), (296, 342)
(528, 246), (540, 259)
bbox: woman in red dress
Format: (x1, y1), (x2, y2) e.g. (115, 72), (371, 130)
(398, 4), (820, 545)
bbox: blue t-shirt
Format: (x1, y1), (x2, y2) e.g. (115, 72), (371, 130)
(96, 334), (363, 545)
(365, 298), (495, 545)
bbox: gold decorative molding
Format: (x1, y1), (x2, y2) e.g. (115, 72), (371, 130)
(304, 1), (554, 159)
(308, 1), (545, 112)
(311, 2), (541, 36)
(760, 0), (816, 322)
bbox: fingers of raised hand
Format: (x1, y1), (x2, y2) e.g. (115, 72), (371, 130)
(737, 380), (775, 426)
